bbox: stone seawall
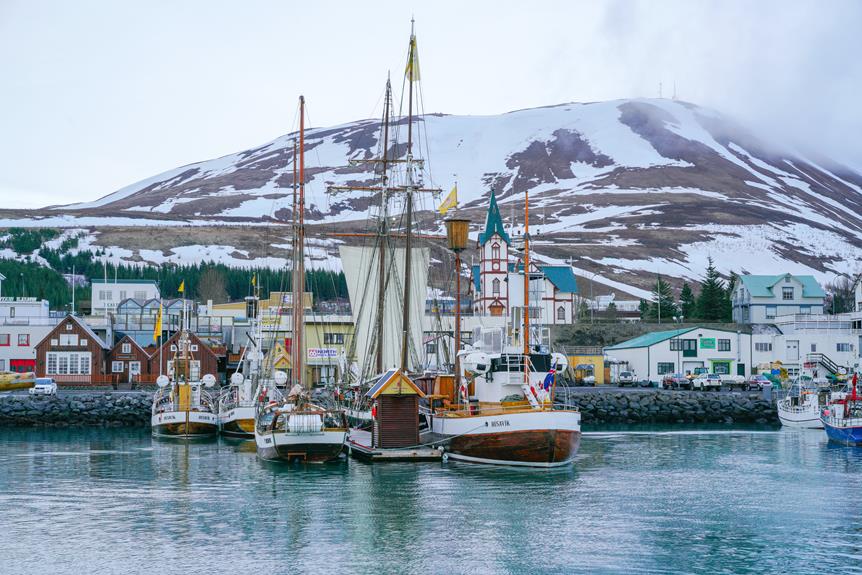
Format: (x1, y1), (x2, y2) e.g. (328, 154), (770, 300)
(0, 392), (153, 427)
(557, 389), (778, 425)
(0, 389), (778, 427)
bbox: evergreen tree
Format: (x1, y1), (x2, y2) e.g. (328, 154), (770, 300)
(721, 271), (738, 322)
(648, 275), (678, 322)
(577, 299), (590, 322)
(605, 301), (618, 323)
(679, 282), (697, 320)
(638, 299), (650, 320)
(696, 257), (726, 321)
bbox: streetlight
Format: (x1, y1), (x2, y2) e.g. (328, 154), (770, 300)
(445, 215), (471, 397)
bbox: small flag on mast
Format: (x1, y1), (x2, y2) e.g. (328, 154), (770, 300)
(153, 303), (163, 342)
(251, 274), (257, 287)
(178, 280), (185, 294)
(438, 184), (457, 215)
(405, 36), (420, 82)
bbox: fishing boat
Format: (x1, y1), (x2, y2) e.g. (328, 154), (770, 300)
(218, 296), (262, 438)
(254, 95), (347, 463)
(776, 380), (824, 429)
(0, 371), (36, 392)
(821, 373), (862, 446)
(151, 328), (218, 438)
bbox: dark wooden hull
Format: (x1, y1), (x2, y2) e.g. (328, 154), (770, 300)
(448, 429), (581, 467)
(257, 441), (344, 463)
(153, 421), (218, 438)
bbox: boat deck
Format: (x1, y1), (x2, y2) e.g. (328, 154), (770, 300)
(346, 430), (442, 462)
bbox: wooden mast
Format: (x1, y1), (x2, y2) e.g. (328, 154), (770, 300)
(375, 78), (392, 374)
(399, 19), (417, 373)
(523, 166), (531, 386)
(293, 96), (306, 389)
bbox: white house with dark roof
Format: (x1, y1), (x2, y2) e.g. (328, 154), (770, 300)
(732, 273), (826, 324)
(469, 191), (578, 325)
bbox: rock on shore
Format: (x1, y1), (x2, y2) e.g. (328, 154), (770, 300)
(0, 392), (153, 427)
(556, 389), (777, 425)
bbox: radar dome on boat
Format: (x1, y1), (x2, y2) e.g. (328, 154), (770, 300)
(202, 374), (217, 388)
(230, 372), (244, 385)
(156, 375), (169, 388)
(551, 352), (569, 372)
(274, 370), (288, 386)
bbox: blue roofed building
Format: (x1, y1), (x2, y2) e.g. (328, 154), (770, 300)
(733, 273), (826, 324)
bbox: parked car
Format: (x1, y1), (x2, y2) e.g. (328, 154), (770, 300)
(721, 374), (747, 391)
(745, 374), (772, 391)
(691, 373), (722, 391)
(662, 373), (690, 390)
(29, 377), (57, 396)
(618, 371), (637, 387)
(580, 375), (596, 386)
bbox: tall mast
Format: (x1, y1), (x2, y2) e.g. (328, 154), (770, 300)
(523, 171), (531, 383)
(399, 19), (417, 372)
(293, 96), (306, 388)
(375, 78), (392, 374)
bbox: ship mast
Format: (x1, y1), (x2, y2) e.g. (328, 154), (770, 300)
(399, 19), (417, 372)
(523, 169), (531, 386)
(375, 78), (392, 374)
(292, 96), (306, 389)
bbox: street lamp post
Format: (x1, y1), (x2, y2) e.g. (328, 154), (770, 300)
(445, 215), (471, 398)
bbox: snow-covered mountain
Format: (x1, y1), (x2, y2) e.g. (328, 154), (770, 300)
(8, 98), (862, 297)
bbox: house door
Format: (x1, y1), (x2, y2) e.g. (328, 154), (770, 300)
(737, 363), (745, 376)
(129, 362), (141, 376)
(787, 340), (799, 361)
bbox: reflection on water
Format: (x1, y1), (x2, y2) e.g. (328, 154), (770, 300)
(1, 427), (861, 574)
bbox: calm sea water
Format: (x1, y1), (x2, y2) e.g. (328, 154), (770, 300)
(1, 426), (861, 575)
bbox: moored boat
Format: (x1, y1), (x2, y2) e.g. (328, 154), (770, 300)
(218, 296), (262, 438)
(821, 374), (862, 446)
(253, 95), (346, 463)
(777, 382), (824, 429)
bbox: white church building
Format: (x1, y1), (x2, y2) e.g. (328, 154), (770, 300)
(469, 191), (579, 325)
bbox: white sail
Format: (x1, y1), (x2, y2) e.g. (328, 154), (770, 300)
(340, 245), (429, 374)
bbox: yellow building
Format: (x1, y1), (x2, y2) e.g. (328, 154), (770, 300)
(566, 346), (607, 385)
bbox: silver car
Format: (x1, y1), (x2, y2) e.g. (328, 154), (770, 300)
(29, 377), (57, 396)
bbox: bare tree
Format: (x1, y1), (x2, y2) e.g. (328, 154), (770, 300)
(197, 268), (228, 304)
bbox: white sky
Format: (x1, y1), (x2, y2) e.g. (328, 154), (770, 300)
(1, 0), (860, 208)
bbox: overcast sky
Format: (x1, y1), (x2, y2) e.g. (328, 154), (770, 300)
(1, 0), (859, 208)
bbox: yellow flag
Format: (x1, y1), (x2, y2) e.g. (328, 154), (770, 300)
(405, 36), (420, 82)
(251, 274), (256, 287)
(178, 280), (185, 294)
(439, 184), (457, 215)
(153, 303), (163, 342)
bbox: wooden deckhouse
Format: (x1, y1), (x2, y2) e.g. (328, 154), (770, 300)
(366, 369), (425, 448)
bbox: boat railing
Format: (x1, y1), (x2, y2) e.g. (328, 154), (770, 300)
(428, 401), (577, 417)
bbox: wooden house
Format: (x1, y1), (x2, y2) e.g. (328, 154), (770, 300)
(153, 331), (220, 382)
(107, 335), (152, 383)
(366, 369), (425, 448)
(34, 314), (110, 384)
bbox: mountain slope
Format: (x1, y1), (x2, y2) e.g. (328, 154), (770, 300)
(8, 98), (862, 295)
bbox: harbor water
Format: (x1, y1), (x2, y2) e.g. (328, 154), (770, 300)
(2, 427), (861, 574)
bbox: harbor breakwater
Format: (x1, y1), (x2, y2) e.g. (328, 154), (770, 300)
(0, 389), (778, 427)
(558, 389), (778, 425)
(0, 392), (153, 427)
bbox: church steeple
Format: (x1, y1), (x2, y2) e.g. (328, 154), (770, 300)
(478, 190), (510, 245)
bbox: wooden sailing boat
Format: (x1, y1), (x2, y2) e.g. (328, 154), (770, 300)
(254, 96), (347, 462)
(151, 300), (218, 438)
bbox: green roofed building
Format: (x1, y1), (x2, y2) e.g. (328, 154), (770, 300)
(604, 326), (753, 384)
(733, 273), (825, 324)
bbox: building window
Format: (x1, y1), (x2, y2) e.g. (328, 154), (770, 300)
(755, 342), (773, 352)
(811, 343), (817, 352)
(9, 307), (14, 318)
(129, 361), (141, 375)
(323, 333), (344, 345)
(800, 305), (811, 314)
(718, 339), (731, 352)
(120, 290), (127, 301)
(782, 287), (794, 300)
(134, 291), (146, 300)
(557, 306), (565, 321)
(0, 359), (5, 371)
(190, 344), (198, 352)
(65, 323), (73, 331)
(837, 343), (851, 352)
(0, 334), (9, 346)
(492, 243), (500, 260)
(492, 278), (501, 296)
(59, 334), (79, 346)
(670, 339), (681, 351)
(657, 362), (675, 375)
(112, 361), (124, 373)
(18, 334), (29, 346)
(121, 343), (131, 354)
(765, 306), (777, 319)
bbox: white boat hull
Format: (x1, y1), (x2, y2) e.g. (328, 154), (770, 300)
(431, 409), (581, 467)
(152, 410), (218, 437)
(254, 428), (346, 463)
(218, 405), (256, 437)
(777, 398), (824, 429)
